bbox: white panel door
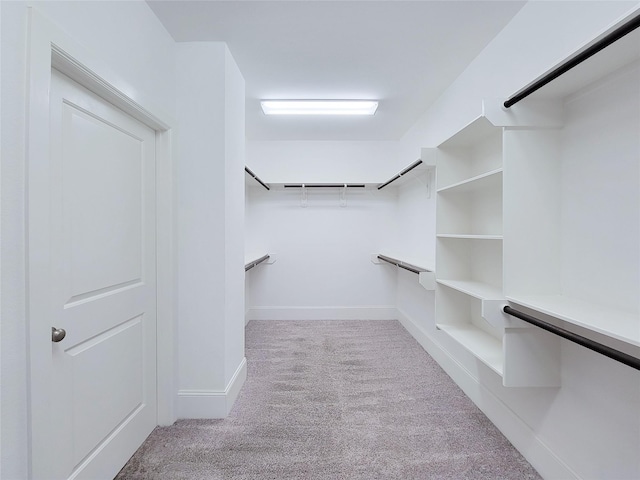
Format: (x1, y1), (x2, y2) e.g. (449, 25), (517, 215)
(45, 69), (157, 479)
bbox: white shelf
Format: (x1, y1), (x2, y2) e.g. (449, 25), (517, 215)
(437, 234), (503, 240)
(436, 116), (502, 188)
(374, 253), (432, 273)
(373, 254), (435, 290)
(506, 295), (640, 348)
(436, 167), (502, 237)
(377, 158), (435, 190)
(244, 253), (274, 272)
(268, 182), (375, 190)
(376, 159), (435, 190)
(437, 168), (502, 194)
(245, 254), (267, 265)
(438, 116), (498, 149)
(437, 279), (503, 300)
(509, 9), (640, 103)
(246, 160), (434, 191)
(437, 324), (504, 375)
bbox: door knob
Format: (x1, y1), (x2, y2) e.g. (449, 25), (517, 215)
(51, 327), (66, 343)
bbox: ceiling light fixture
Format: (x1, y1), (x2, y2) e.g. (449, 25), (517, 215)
(260, 100), (378, 116)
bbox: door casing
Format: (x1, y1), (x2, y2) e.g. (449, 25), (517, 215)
(25, 7), (176, 478)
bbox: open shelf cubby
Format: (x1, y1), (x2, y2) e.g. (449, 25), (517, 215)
(436, 236), (503, 291)
(437, 170), (503, 237)
(436, 284), (504, 375)
(436, 117), (502, 189)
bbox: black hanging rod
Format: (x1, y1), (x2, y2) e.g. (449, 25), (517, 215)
(504, 13), (640, 108)
(377, 159), (423, 190)
(284, 184), (366, 188)
(245, 254), (270, 272)
(245, 166), (270, 191)
(503, 306), (640, 371)
(377, 254), (429, 275)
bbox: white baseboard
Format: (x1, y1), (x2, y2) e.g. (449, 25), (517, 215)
(395, 309), (577, 480)
(177, 357), (247, 419)
(245, 306), (397, 321)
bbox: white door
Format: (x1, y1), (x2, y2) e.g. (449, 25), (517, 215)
(43, 69), (157, 479)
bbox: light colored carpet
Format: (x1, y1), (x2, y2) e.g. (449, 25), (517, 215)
(116, 320), (541, 479)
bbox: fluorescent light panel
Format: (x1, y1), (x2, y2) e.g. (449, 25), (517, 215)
(261, 100), (378, 115)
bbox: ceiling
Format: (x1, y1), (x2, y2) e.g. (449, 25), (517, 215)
(147, 1), (526, 141)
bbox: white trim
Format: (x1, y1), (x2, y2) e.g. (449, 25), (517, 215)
(25, 7), (176, 477)
(395, 308), (577, 480)
(50, 46), (169, 131)
(177, 358), (248, 418)
(245, 306), (398, 321)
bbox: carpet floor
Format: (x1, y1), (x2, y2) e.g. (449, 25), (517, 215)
(116, 320), (541, 479)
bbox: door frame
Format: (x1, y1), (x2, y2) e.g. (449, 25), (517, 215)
(25, 7), (176, 478)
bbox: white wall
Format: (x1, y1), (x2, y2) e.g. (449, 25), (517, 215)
(0, 2), (176, 478)
(246, 140), (406, 183)
(223, 51), (247, 384)
(391, 172), (435, 269)
(176, 43), (246, 417)
(245, 141), (403, 320)
(395, 2), (640, 479)
(393, 174), (436, 332)
(245, 185), (398, 320)
(399, 0), (640, 159)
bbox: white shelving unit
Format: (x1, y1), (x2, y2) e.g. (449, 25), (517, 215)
(435, 112), (561, 387)
(435, 116), (507, 375)
(503, 14), (640, 351)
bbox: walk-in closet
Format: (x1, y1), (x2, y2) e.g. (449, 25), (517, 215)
(2, 1), (638, 479)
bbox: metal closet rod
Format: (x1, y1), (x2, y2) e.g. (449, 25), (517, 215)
(244, 254), (270, 272)
(245, 166), (270, 191)
(503, 306), (640, 371)
(377, 254), (428, 275)
(504, 14), (640, 108)
(377, 159), (423, 190)
(284, 184), (366, 188)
